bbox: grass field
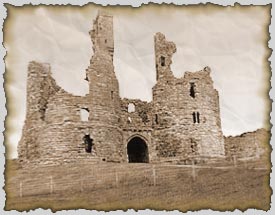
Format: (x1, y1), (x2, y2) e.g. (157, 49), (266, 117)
(5, 160), (271, 212)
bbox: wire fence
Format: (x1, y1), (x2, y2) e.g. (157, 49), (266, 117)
(6, 162), (269, 198)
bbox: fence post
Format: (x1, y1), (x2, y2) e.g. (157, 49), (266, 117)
(50, 176), (53, 194)
(19, 181), (22, 198)
(152, 165), (156, 186)
(192, 160), (196, 180)
(81, 179), (83, 192)
(115, 171), (119, 188)
(233, 155), (237, 167)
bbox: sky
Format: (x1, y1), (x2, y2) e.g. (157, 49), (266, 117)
(4, 4), (271, 159)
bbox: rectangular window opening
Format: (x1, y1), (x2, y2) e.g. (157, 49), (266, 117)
(83, 135), (93, 153)
(192, 112), (196, 123)
(128, 103), (135, 113)
(155, 114), (158, 124)
(160, 56), (165, 67)
(190, 83), (195, 98)
(80, 108), (89, 121)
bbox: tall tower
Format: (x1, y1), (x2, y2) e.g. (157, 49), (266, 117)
(89, 11), (114, 59)
(152, 33), (179, 161)
(152, 33), (224, 163)
(85, 12), (124, 162)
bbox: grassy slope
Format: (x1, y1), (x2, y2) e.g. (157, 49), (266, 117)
(4, 160), (271, 212)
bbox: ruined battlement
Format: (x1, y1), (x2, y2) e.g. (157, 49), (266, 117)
(154, 32), (177, 82)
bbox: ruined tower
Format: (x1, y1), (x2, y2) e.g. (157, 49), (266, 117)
(85, 12), (124, 162)
(152, 33), (224, 163)
(18, 62), (60, 162)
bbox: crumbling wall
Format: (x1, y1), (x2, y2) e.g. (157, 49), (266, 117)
(224, 128), (271, 163)
(37, 91), (97, 165)
(18, 13), (124, 166)
(18, 60), (123, 165)
(120, 99), (152, 129)
(18, 62), (60, 162)
(37, 12), (124, 164)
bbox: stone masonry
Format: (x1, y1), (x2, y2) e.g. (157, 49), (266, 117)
(224, 128), (270, 163)
(18, 11), (248, 166)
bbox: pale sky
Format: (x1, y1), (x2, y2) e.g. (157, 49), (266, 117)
(4, 4), (271, 159)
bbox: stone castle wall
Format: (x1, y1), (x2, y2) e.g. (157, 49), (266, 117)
(18, 12), (264, 166)
(224, 128), (271, 163)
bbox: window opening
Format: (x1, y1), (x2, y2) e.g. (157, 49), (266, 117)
(80, 108), (89, 121)
(192, 112), (196, 123)
(190, 83), (195, 98)
(160, 56), (165, 67)
(155, 114), (158, 124)
(197, 112), (200, 123)
(128, 103), (135, 113)
(83, 135), (93, 153)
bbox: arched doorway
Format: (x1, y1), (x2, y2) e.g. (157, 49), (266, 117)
(127, 136), (149, 163)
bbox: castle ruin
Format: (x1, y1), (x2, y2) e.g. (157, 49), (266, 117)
(18, 12), (227, 165)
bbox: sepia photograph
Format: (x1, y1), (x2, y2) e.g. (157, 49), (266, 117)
(3, 2), (272, 213)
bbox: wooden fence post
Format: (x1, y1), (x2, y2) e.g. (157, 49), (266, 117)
(50, 176), (53, 194)
(192, 160), (196, 180)
(19, 181), (22, 198)
(233, 155), (237, 167)
(152, 165), (156, 186)
(115, 171), (119, 188)
(81, 179), (83, 192)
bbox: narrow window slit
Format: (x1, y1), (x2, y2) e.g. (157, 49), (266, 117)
(192, 112), (196, 123)
(155, 114), (158, 124)
(197, 112), (200, 123)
